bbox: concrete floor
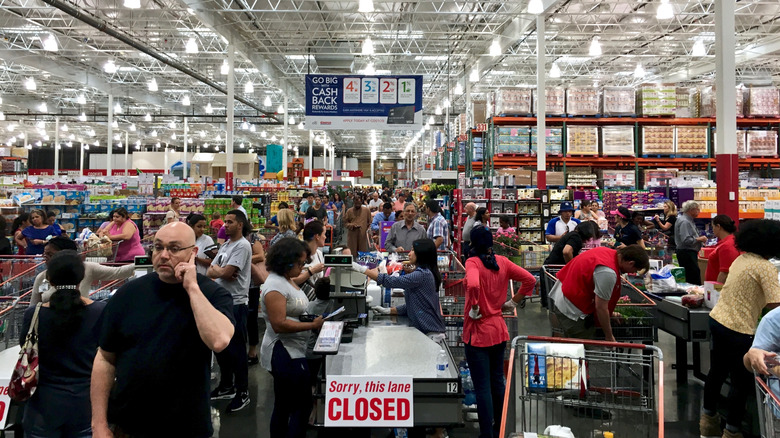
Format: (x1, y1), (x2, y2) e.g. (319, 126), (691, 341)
(213, 301), (754, 438)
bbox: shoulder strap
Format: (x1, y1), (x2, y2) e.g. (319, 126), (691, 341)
(29, 303), (42, 336)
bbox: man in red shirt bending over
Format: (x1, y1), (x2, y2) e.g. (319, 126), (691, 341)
(548, 245), (649, 342)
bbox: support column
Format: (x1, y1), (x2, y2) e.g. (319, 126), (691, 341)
(80, 142), (84, 177)
(309, 127), (313, 187)
(536, 15), (547, 190)
(107, 95), (113, 177)
(371, 147), (376, 184)
(54, 117), (60, 177)
(164, 143), (169, 174)
(226, 44), (235, 190)
(715, 0), (738, 220)
(324, 135), (328, 182)
(183, 117), (188, 180)
(124, 131), (128, 176)
(283, 91), (289, 178)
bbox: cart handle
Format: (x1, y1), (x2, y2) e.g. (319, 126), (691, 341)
(756, 375), (780, 407)
(513, 335), (652, 352)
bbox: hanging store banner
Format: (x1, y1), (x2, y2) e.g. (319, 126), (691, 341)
(325, 375), (413, 427)
(305, 75), (423, 130)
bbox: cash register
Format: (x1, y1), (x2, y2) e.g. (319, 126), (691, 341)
(324, 254), (368, 326)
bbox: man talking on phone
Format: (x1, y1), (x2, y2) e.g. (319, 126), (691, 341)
(208, 210), (253, 412)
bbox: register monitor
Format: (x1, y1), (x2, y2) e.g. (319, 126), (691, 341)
(323, 254), (368, 325)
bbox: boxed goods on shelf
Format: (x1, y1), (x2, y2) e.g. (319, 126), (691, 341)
(494, 88), (532, 115)
(643, 169), (677, 188)
(746, 86), (780, 117)
(746, 130), (778, 156)
(566, 126), (599, 155)
(530, 127), (563, 155)
(566, 86), (600, 116)
(713, 129), (747, 156)
(532, 87), (566, 115)
(641, 126), (675, 155)
(567, 173), (598, 187)
(699, 85), (745, 117)
(602, 87), (636, 116)
(601, 170), (636, 188)
(495, 126), (531, 154)
(675, 87), (699, 118)
(532, 171), (564, 187)
(458, 114), (467, 136)
(601, 125), (635, 156)
(495, 169), (532, 186)
(674, 125), (708, 156)
(474, 136), (484, 161)
(638, 83), (676, 116)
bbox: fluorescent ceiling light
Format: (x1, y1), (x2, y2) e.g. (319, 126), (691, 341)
(425, 123), (431, 130)
(129, 123), (136, 132)
(363, 62), (376, 75)
(0, 112), (5, 122)
(435, 105), (442, 115)
(112, 120), (118, 128)
(264, 96), (272, 107)
(250, 124), (256, 132)
(692, 40), (706, 56)
(470, 67), (479, 82)
(38, 102), (47, 112)
(244, 81), (254, 94)
(171, 133), (177, 140)
(42, 34), (58, 52)
(362, 37), (375, 55)
(124, 0), (141, 8)
(113, 102), (122, 114)
(205, 102), (213, 114)
(25, 77), (36, 91)
(79, 112), (87, 122)
(185, 37), (198, 54)
(148, 78), (158, 91)
(144, 113), (152, 122)
(277, 104), (284, 114)
(103, 60), (117, 74)
(77, 94), (86, 105)
(549, 63), (561, 78)
(528, 0), (544, 14)
(168, 121), (176, 129)
(289, 116), (295, 124)
(199, 131), (206, 138)
(151, 130), (157, 137)
(454, 83), (463, 95)
(241, 121), (249, 130)
(61, 124), (68, 132)
(634, 63), (646, 78)
(358, 0), (374, 13)
(589, 38), (602, 56)
(428, 116), (435, 124)
(221, 59), (229, 75)
(489, 39), (501, 57)
(261, 130), (267, 138)
(182, 95), (190, 106)
(656, 0), (674, 20)
(298, 122), (304, 130)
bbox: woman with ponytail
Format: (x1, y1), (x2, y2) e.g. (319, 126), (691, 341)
(20, 250), (106, 437)
(463, 227), (537, 438)
(705, 214), (740, 283)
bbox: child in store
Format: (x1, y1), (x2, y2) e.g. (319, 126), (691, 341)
(210, 212), (224, 235)
(496, 216), (516, 237)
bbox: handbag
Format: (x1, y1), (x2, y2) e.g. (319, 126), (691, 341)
(10, 303), (42, 402)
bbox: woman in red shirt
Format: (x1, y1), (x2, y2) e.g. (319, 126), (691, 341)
(464, 227), (536, 438)
(705, 215), (739, 283)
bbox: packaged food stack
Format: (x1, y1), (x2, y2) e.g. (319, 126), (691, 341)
(495, 126), (531, 154)
(642, 126), (675, 155)
(179, 198), (205, 215)
(494, 88), (532, 115)
(644, 169), (677, 187)
(601, 126), (635, 156)
(530, 127), (563, 155)
(674, 126), (708, 156)
(532, 87), (566, 115)
(566, 126), (599, 155)
(713, 129), (748, 157)
(458, 139), (466, 164)
(473, 136), (484, 161)
(601, 170), (636, 188)
(746, 130), (778, 156)
(567, 173), (598, 187)
(602, 87), (636, 116)
(566, 86), (600, 115)
(458, 114), (467, 136)
(699, 85), (745, 117)
(675, 87), (700, 118)
(637, 83), (676, 116)
(746, 86), (780, 117)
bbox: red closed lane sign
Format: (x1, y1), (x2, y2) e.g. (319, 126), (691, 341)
(325, 376), (413, 427)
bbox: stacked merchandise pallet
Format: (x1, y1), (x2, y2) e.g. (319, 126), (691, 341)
(602, 87), (636, 116)
(694, 187), (779, 218)
(493, 88), (533, 116)
(699, 85), (744, 117)
(601, 170), (637, 189)
(637, 83), (676, 116)
(496, 127), (531, 155)
(746, 86), (780, 117)
(601, 126), (636, 156)
(530, 127), (563, 155)
(532, 87), (566, 115)
(643, 169), (678, 188)
(675, 87), (699, 118)
(674, 126), (709, 157)
(641, 126), (675, 156)
(602, 191), (668, 230)
(566, 126), (599, 156)
(566, 86), (600, 116)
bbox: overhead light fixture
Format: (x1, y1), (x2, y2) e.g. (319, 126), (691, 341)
(244, 81), (254, 94)
(205, 102), (213, 114)
(261, 130), (267, 138)
(77, 94), (86, 105)
(264, 96), (272, 107)
(549, 62), (562, 78)
(362, 37), (375, 55)
(60, 124), (68, 132)
(634, 63), (646, 78)
(528, 0), (544, 14)
(129, 123), (136, 132)
(249, 124), (256, 132)
(298, 122), (304, 130)
(692, 39), (706, 57)
(0, 112), (5, 122)
(489, 38), (501, 57)
(428, 115), (435, 124)
(112, 120), (118, 128)
(470, 67), (479, 82)
(17, 133), (25, 139)
(289, 115), (295, 124)
(144, 113), (152, 122)
(38, 102), (47, 112)
(151, 130), (157, 137)
(589, 37), (602, 56)
(241, 121), (249, 130)
(42, 34), (58, 52)
(454, 83), (463, 95)
(79, 112), (87, 122)
(148, 78), (158, 92)
(42, 134), (49, 140)
(25, 77), (37, 91)
(656, 0), (674, 20)
(435, 105), (442, 115)
(188, 138), (193, 144)
(113, 102), (122, 114)
(124, 0), (141, 8)
(182, 95), (191, 106)
(88, 129), (96, 137)
(443, 98), (450, 108)
(277, 104), (284, 114)
(103, 60), (117, 74)
(221, 59), (229, 75)
(364, 62), (376, 75)
(168, 121), (176, 129)
(358, 0), (374, 13)
(215, 134), (221, 141)
(171, 133), (177, 140)
(425, 123), (431, 131)
(239, 142), (245, 148)
(185, 37), (198, 54)
(271, 135), (278, 141)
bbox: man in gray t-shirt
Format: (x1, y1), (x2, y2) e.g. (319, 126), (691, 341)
(207, 210), (253, 412)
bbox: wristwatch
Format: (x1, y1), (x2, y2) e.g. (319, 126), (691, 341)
(306, 267), (313, 276)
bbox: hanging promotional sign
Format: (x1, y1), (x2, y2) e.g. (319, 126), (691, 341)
(305, 75), (423, 130)
(325, 375), (414, 427)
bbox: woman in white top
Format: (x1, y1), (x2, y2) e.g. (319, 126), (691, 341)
(187, 214), (215, 276)
(260, 237), (323, 438)
(293, 221), (327, 301)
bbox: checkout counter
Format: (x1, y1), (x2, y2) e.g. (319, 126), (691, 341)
(312, 254), (464, 430)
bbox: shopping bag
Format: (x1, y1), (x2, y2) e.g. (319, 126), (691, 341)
(10, 303), (41, 402)
(649, 265), (677, 293)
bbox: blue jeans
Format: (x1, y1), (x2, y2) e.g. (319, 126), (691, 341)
(465, 342), (506, 438)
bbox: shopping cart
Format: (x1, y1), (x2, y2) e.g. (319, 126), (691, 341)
(755, 374), (780, 437)
(501, 335), (665, 438)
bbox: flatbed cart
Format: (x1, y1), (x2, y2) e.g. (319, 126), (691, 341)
(501, 335), (664, 438)
(755, 374), (780, 437)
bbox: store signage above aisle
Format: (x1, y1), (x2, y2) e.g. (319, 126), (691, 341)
(29, 169), (148, 176)
(305, 74), (423, 130)
(325, 375), (413, 427)
(339, 170), (364, 177)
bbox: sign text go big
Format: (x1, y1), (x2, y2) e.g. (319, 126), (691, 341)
(325, 375), (413, 427)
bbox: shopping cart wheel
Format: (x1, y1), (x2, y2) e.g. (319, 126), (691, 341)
(519, 298), (526, 309)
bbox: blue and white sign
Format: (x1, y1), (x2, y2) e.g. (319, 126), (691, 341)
(305, 74), (423, 130)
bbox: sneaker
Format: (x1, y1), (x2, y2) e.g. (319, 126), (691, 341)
(210, 386), (236, 400)
(722, 429), (744, 438)
(247, 355), (259, 366)
(227, 391), (250, 413)
(699, 412), (722, 437)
